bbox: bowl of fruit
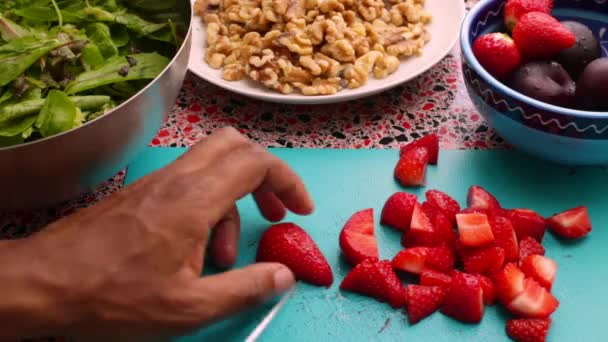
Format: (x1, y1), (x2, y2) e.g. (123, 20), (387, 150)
(460, 0), (608, 165)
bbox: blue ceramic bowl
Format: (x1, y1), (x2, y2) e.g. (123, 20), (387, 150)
(461, 0), (608, 165)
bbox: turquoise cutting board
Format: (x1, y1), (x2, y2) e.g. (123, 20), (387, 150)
(126, 147), (608, 342)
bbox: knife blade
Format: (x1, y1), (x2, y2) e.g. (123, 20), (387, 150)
(244, 285), (296, 342)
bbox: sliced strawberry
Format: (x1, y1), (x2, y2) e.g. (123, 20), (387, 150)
(441, 272), (484, 323)
(467, 185), (501, 213)
(425, 190), (461, 224)
(433, 210), (459, 251)
(458, 243), (505, 275)
(507, 278), (559, 318)
(392, 248), (428, 275)
(392, 246), (454, 274)
(405, 285), (447, 324)
(420, 270), (452, 288)
(380, 192), (418, 232)
(339, 209), (379, 266)
(490, 216), (520, 262)
(494, 263), (526, 306)
(519, 236), (546, 261)
(476, 274), (497, 305)
(425, 245), (456, 273)
(340, 258), (406, 308)
(508, 209), (547, 242)
(520, 255), (557, 290)
(546, 206), (592, 239)
(402, 202), (440, 247)
(256, 223), (333, 287)
(416, 201), (458, 250)
(459, 207), (488, 215)
(395, 147), (429, 187)
(506, 317), (552, 342)
(400, 133), (439, 165)
(456, 212), (495, 247)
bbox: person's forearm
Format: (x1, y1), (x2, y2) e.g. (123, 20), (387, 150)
(0, 239), (76, 340)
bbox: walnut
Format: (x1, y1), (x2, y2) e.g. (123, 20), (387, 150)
(207, 52), (225, 68)
(222, 63), (246, 80)
(373, 54), (399, 78)
(276, 31), (313, 55)
(307, 18), (342, 45)
(293, 77), (341, 95)
(285, 0), (306, 20)
(318, 0), (344, 13)
(357, 0), (385, 21)
(206, 22), (221, 46)
(321, 39), (355, 62)
(299, 53), (341, 76)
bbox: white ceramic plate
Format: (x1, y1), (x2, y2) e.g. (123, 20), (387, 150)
(188, 0), (466, 104)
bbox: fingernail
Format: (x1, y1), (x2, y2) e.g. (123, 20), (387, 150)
(273, 266), (295, 294)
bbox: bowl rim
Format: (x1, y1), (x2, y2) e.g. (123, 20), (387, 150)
(460, 0), (608, 120)
(0, 0), (194, 152)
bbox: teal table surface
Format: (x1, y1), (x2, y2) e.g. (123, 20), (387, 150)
(126, 147), (608, 342)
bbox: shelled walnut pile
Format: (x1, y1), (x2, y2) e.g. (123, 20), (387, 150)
(194, 0), (432, 95)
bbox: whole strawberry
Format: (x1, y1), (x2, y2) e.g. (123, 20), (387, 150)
(256, 223), (333, 287)
(504, 0), (553, 31)
(473, 33), (522, 79)
(513, 12), (576, 59)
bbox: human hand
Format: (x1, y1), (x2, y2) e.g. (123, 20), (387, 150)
(6, 127), (314, 340)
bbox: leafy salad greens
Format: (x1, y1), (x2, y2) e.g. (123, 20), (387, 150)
(0, 0), (186, 147)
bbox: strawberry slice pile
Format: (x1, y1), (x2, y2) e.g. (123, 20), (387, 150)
(255, 133), (593, 342)
(380, 178), (589, 341)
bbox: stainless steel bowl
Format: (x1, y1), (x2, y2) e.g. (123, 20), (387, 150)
(0, 1), (193, 211)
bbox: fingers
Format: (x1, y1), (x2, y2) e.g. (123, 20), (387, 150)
(187, 263), (295, 324)
(159, 127), (314, 236)
(253, 191), (287, 222)
(209, 205), (240, 269)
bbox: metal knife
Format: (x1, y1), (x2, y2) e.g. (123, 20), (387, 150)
(244, 285), (297, 342)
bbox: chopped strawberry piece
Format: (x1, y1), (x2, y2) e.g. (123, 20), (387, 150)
(400, 134), (439, 164)
(490, 216), (520, 262)
(392, 248), (428, 274)
(402, 202), (444, 248)
(425, 190), (461, 224)
(506, 317), (552, 342)
(459, 207), (488, 215)
(519, 237), (546, 261)
(420, 270), (452, 288)
(395, 147), (429, 187)
(494, 263), (526, 306)
(405, 285), (447, 324)
(547, 206), (592, 239)
(340, 258), (406, 308)
(392, 246), (454, 274)
(456, 212), (495, 247)
(458, 243), (505, 275)
(425, 245), (456, 273)
(507, 278), (559, 318)
(433, 210), (459, 251)
(441, 272), (485, 323)
(339, 209), (379, 266)
(508, 209), (547, 242)
(521, 255), (557, 290)
(256, 223), (333, 287)
(476, 274), (497, 305)
(380, 192), (418, 232)
(467, 185), (501, 212)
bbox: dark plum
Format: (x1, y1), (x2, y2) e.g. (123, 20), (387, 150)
(555, 21), (601, 80)
(576, 58), (608, 112)
(508, 61), (576, 108)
